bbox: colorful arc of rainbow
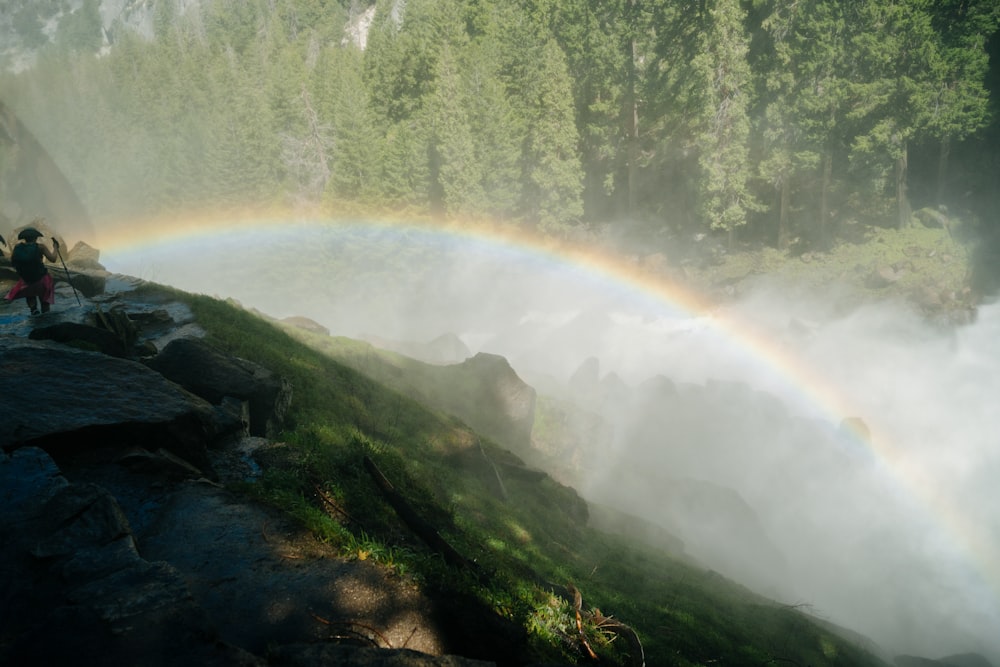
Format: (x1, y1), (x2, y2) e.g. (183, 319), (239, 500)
(97, 213), (1000, 610)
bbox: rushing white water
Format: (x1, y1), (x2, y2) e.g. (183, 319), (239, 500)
(104, 221), (1000, 663)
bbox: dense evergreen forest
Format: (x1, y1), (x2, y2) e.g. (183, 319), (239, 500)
(2, 0), (999, 250)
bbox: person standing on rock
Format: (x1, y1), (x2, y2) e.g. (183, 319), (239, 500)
(5, 226), (58, 315)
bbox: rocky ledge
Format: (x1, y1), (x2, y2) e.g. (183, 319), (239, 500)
(0, 277), (526, 667)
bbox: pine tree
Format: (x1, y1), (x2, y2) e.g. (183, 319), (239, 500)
(426, 44), (483, 218)
(314, 46), (381, 210)
(691, 0), (757, 243)
(921, 0), (999, 207)
(520, 38), (584, 235)
(464, 36), (524, 222)
(365, 0), (466, 123)
(758, 0), (850, 247)
(846, 0), (941, 228)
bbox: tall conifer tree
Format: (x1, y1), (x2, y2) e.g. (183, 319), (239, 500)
(691, 0), (756, 243)
(520, 38), (584, 235)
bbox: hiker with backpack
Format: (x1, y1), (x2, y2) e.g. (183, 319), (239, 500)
(5, 226), (59, 315)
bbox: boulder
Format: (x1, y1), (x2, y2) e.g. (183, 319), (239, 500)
(0, 447), (263, 667)
(867, 264), (902, 288)
(568, 356), (601, 397)
(30, 321), (129, 357)
(418, 332), (472, 365)
(913, 206), (953, 233)
(143, 337), (291, 438)
(65, 240), (105, 270)
(56, 266), (107, 297)
(0, 339), (218, 471)
(443, 352), (536, 452)
(0, 446), (67, 528)
(366, 332), (471, 365)
(279, 315), (329, 336)
(587, 501), (685, 557)
(654, 476), (786, 591)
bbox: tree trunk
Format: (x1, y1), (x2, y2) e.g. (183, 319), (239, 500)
(777, 176), (790, 249)
(819, 150), (832, 247)
(936, 135), (950, 209)
(896, 141), (911, 229)
(624, 0), (639, 217)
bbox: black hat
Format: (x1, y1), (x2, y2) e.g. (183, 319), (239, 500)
(17, 228), (43, 241)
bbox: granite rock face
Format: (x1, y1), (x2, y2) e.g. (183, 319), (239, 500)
(143, 337), (292, 438)
(0, 447), (263, 667)
(0, 282), (513, 667)
(0, 444), (514, 667)
(0, 338), (219, 470)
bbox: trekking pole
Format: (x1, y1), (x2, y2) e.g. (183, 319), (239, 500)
(53, 239), (82, 306)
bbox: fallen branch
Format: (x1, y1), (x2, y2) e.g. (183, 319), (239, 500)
(312, 480), (359, 525)
(476, 437), (508, 502)
(592, 610), (646, 667)
(566, 582), (646, 667)
(309, 612), (392, 648)
(568, 583), (599, 661)
(362, 456), (479, 574)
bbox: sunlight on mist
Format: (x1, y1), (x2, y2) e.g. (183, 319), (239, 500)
(100, 216), (1000, 662)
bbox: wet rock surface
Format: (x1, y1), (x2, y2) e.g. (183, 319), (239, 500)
(0, 447), (263, 667)
(0, 339), (216, 452)
(0, 442), (514, 666)
(0, 277), (515, 667)
(144, 337), (292, 438)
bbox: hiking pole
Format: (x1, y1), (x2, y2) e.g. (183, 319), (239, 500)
(53, 239), (82, 306)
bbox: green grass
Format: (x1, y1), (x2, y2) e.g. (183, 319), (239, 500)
(174, 288), (890, 666)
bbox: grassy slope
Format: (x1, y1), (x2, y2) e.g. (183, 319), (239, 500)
(174, 288), (890, 666)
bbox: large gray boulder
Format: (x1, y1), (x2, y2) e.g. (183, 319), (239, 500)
(56, 265), (107, 298)
(0, 339), (218, 471)
(0, 447), (262, 667)
(143, 337), (291, 438)
(421, 353), (536, 454)
(30, 321), (130, 357)
(366, 332), (472, 365)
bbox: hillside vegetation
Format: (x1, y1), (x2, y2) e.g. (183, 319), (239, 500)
(175, 286), (891, 666)
(0, 1), (994, 659)
(2, 0), (999, 260)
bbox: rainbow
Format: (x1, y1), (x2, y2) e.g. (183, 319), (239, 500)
(95, 211), (876, 422)
(96, 212), (1000, 628)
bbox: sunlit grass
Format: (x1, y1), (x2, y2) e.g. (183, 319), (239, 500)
(178, 290), (890, 666)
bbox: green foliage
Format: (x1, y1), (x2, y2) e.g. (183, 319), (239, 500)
(54, 0), (103, 54)
(519, 38), (585, 235)
(426, 44), (483, 217)
(316, 46), (382, 208)
(691, 0), (758, 236)
(756, 0), (849, 245)
(2, 0), (997, 244)
(9, 2), (48, 50)
(162, 289), (895, 665)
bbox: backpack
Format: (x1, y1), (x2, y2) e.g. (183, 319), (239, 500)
(11, 243), (47, 283)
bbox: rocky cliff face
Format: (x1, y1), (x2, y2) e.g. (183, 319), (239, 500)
(0, 0), (196, 72)
(0, 277), (510, 667)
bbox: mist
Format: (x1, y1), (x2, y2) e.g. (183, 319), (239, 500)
(102, 219), (1000, 663)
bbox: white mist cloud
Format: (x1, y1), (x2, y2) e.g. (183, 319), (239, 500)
(103, 221), (1000, 663)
